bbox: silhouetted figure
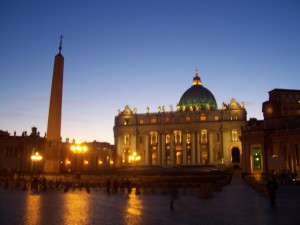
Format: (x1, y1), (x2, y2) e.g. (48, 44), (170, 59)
(266, 176), (278, 206)
(169, 185), (178, 210)
(31, 177), (39, 193)
(135, 184), (141, 197)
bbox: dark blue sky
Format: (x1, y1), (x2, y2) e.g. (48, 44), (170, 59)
(1, 0), (299, 143)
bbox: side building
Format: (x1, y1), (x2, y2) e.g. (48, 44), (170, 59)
(241, 89), (300, 176)
(114, 71), (247, 168)
(0, 127), (115, 175)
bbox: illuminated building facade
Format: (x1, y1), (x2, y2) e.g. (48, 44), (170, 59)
(0, 128), (114, 174)
(114, 71), (247, 168)
(241, 89), (300, 175)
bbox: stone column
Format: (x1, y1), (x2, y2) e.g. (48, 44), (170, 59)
(161, 133), (166, 166)
(157, 132), (162, 165)
(208, 131), (214, 164)
(197, 131), (201, 164)
(145, 134), (150, 165)
(182, 132), (187, 165)
(170, 133), (175, 166)
(191, 132), (196, 165)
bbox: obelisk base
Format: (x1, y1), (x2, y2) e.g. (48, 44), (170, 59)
(44, 159), (60, 174)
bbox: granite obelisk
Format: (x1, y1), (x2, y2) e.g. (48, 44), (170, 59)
(44, 36), (64, 174)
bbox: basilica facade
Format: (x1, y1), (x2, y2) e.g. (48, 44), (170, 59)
(114, 71), (247, 168)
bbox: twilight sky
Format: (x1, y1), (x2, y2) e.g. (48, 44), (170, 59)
(0, 0), (299, 144)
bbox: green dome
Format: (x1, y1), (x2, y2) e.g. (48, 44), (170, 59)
(179, 70), (217, 110)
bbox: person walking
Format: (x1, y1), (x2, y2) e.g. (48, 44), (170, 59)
(266, 176), (278, 206)
(169, 184), (178, 210)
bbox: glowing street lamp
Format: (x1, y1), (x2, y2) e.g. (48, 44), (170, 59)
(70, 143), (88, 153)
(31, 152), (43, 161)
(70, 142), (88, 175)
(128, 152), (141, 166)
(31, 152), (43, 173)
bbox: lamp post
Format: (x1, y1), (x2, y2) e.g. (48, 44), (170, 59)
(128, 152), (141, 166)
(70, 142), (88, 176)
(31, 152), (43, 174)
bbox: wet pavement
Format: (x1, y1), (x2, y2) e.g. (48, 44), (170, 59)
(0, 175), (299, 225)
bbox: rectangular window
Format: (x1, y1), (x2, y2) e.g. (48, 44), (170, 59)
(186, 133), (191, 144)
(124, 119), (129, 125)
(251, 146), (262, 170)
(167, 155), (171, 165)
(166, 134), (170, 144)
(150, 132), (157, 145)
(174, 131), (182, 144)
(152, 152), (158, 165)
(214, 115), (219, 121)
(139, 119), (144, 124)
(200, 114), (206, 121)
(151, 117), (157, 123)
(201, 145), (208, 164)
(124, 134), (130, 145)
(201, 130), (207, 143)
(186, 116), (191, 122)
(165, 117), (169, 123)
(232, 129), (238, 142)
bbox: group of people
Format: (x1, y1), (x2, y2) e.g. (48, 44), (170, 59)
(30, 176), (47, 193)
(105, 178), (135, 195)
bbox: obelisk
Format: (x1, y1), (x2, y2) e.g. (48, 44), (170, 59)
(44, 35), (64, 174)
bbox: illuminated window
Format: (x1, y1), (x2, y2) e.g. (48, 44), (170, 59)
(186, 116), (191, 122)
(124, 119), (129, 125)
(186, 133), (191, 144)
(167, 155), (171, 165)
(232, 129), (238, 142)
(266, 106), (273, 114)
(174, 131), (182, 144)
(165, 117), (169, 123)
(139, 119), (144, 124)
(152, 152), (158, 165)
(214, 115), (219, 121)
(176, 152), (182, 165)
(187, 155), (191, 165)
(150, 132), (157, 145)
(201, 130), (207, 143)
(151, 117), (157, 123)
(200, 114), (206, 121)
(124, 134), (130, 145)
(251, 146), (262, 170)
(166, 134), (170, 144)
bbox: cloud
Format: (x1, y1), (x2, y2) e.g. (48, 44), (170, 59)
(0, 112), (45, 120)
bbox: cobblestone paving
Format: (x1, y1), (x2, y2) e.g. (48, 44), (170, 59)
(0, 176), (299, 225)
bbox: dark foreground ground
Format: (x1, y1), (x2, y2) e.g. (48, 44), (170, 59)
(0, 174), (299, 225)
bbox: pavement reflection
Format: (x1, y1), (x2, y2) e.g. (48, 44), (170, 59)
(24, 193), (41, 225)
(124, 193), (143, 224)
(62, 192), (89, 225)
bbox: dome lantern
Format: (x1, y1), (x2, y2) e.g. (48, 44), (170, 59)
(192, 69), (202, 86)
